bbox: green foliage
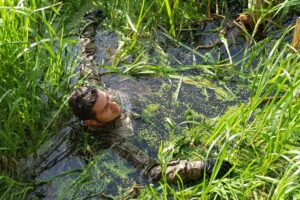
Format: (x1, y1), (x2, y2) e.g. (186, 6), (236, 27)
(0, 175), (34, 200)
(1, 0), (300, 199)
(0, 0), (77, 198)
(139, 23), (300, 200)
(0, 0), (75, 157)
(91, 0), (245, 68)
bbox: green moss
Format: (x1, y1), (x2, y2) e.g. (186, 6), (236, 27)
(102, 162), (135, 180)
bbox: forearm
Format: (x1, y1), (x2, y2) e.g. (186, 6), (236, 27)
(149, 160), (205, 183)
(149, 159), (232, 183)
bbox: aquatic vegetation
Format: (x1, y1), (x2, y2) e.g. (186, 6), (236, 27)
(91, 0), (300, 199)
(139, 23), (300, 200)
(141, 104), (161, 124)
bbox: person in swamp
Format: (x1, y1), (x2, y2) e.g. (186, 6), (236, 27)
(67, 9), (232, 183)
(68, 85), (232, 183)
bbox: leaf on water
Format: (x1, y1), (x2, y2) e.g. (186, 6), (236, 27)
(176, 76), (216, 89)
(215, 87), (233, 101)
(173, 74), (183, 102)
(219, 33), (235, 73)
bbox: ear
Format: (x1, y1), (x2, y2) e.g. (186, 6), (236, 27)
(84, 119), (101, 126)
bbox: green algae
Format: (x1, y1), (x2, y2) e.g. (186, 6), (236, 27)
(137, 128), (161, 150)
(102, 160), (136, 180)
(141, 104), (161, 124)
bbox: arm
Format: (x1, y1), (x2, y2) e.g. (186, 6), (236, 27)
(149, 159), (232, 183)
(111, 140), (159, 178)
(112, 139), (232, 183)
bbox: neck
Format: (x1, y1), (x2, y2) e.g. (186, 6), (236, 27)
(87, 115), (122, 128)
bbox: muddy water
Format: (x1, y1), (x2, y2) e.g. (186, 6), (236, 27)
(27, 8), (264, 199)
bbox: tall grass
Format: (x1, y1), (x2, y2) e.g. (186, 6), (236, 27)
(1, 0), (299, 199)
(82, 0), (300, 199)
(138, 14), (300, 200)
(88, 1), (299, 199)
(94, 0), (239, 67)
(0, 0), (76, 198)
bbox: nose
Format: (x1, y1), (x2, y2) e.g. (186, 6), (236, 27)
(110, 102), (121, 113)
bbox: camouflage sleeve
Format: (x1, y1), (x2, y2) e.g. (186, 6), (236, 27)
(111, 141), (159, 179)
(79, 24), (100, 85)
(149, 159), (232, 183)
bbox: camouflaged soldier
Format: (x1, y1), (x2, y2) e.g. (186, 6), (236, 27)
(68, 85), (232, 182)
(69, 9), (232, 183)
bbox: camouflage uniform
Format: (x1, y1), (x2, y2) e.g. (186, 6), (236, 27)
(72, 111), (231, 182)
(75, 10), (232, 183)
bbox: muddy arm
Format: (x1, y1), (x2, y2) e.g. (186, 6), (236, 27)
(149, 159), (232, 183)
(112, 140), (232, 183)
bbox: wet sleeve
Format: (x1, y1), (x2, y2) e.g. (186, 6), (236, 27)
(111, 141), (159, 179)
(150, 159), (232, 183)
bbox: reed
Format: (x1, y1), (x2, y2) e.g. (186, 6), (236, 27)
(139, 17), (300, 200)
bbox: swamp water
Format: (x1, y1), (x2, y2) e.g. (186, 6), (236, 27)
(28, 10), (297, 200)
(29, 25), (249, 200)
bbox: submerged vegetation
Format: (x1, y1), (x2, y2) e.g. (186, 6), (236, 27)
(1, 0), (300, 199)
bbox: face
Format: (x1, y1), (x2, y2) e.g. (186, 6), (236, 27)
(87, 90), (122, 125)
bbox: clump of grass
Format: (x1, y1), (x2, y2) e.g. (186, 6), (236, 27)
(94, 0), (238, 68)
(141, 103), (161, 124)
(138, 17), (300, 199)
(0, 0), (77, 198)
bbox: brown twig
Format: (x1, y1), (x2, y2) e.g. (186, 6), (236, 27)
(196, 41), (223, 49)
(292, 17), (300, 49)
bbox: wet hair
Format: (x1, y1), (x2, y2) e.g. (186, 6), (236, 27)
(68, 86), (98, 120)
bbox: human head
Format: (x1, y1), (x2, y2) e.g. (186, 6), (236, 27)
(68, 86), (122, 126)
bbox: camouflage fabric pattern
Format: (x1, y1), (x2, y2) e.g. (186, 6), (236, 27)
(79, 11), (101, 85)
